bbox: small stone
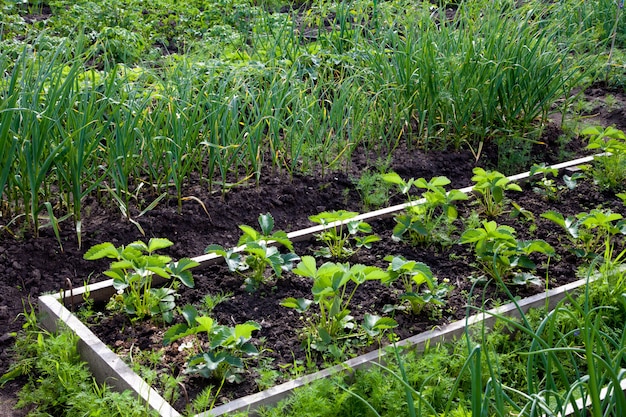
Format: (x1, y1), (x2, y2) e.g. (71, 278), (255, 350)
(0, 305), (9, 320)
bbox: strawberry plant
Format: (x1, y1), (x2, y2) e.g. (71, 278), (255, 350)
(237, 212), (294, 251)
(381, 172), (419, 201)
(83, 238), (198, 323)
(383, 256), (452, 315)
(309, 210), (380, 259)
(163, 305), (260, 383)
(205, 213), (299, 292)
(361, 313), (400, 346)
(460, 220), (555, 285)
(471, 168), (522, 217)
(529, 163), (583, 201)
(382, 173), (467, 246)
(541, 209), (626, 258)
(281, 256), (395, 355)
(583, 126), (626, 192)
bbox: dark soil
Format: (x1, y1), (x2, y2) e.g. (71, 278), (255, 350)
(1, 83), (625, 415)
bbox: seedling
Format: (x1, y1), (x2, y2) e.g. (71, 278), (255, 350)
(460, 220), (555, 285)
(383, 173), (467, 245)
(84, 238), (198, 323)
(205, 213), (299, 292)
(383, 255), (452, 314)
(542, 209), (626, 258)
(309, 210), (380, 259)
(471, 168), (522, 217)
(163, 305), (260, 383)
(510, 202), (537, 233)
(381, 172), (418, 201)
(237, 212), (294, 251)
(583, 125), (626, 191)
(529, 163), (583, 201)
(281, 256), (394, 353)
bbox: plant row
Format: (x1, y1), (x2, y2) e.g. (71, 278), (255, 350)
(1, 0), (616, 244)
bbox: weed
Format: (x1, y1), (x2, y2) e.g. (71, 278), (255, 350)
(185, 385), (217, 416)
(355, 170), (393, 211)
(603, 94), (619, 110)
(203, 291), (233, 314)
(255, 357), (281, 391)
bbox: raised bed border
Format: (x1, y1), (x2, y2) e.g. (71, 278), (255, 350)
(37, 154), (618, 417)
(40, 277), (593, 417)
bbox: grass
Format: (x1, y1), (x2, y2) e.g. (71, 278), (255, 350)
(244, 264), (626, 417)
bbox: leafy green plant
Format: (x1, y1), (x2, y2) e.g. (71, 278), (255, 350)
(382, 173), (468, 246)
(510, 201), (538, 234)
(471, 168), (522, 217)
(205, 213), (299, 292)
(583, 125), (626, 191)
(361, 313), (399, 343)
(355, 169), (393, 211)
(541, 208), (626, 258)
(203, 291), (233, 315)
(460, 220), (555, 285)
(163, 304), (260, 383)
(84, 238), (198, 323)
(381, 172), (418, 201)
(383, 255), (452, 315)
(237, 212), (295, 251)
(281, 256), (395, 354)
(1, 309), (158, 416)
(529, 163), (583, 201)
(309, 210), (380, 259)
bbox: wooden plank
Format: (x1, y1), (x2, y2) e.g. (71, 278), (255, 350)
(38, 295), (181, 417)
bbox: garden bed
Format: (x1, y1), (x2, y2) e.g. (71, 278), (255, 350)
(39, 277), (597, 417)
(37, 154), (626, 416)
(2, 0), (626, 414)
